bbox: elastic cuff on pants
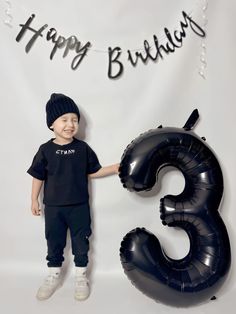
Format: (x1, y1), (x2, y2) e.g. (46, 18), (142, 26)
(75, 262), (88, 267)
(47, 262), (63, 267)
(74, 254), (88, 267)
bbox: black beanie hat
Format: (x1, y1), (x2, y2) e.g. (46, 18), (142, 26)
(46, 93), (80, 130)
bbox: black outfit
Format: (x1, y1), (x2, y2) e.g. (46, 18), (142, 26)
(27, 137), (101, 267)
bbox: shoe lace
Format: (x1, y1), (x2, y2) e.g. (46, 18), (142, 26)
(75, 276), (88, 288)
(44, 274), (59, 286)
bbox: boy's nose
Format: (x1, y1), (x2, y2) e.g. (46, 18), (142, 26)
(67, 120), (74, 127)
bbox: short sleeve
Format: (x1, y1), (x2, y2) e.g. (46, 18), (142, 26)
(86, 144), (102, 174)
(27, 146), (47, 180)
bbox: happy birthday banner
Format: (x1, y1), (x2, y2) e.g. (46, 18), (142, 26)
(15, 11), (205, 79)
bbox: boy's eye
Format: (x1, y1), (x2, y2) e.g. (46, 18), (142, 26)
(60, 118), (78, 123)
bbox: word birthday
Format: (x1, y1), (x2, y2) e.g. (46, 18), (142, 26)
(108, 11), (205, 78)
(15, 11), (205, 79)
(16, 14), (91, 70)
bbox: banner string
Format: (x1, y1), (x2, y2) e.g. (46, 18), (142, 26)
(198, 0), (208, 79)
(2, 0), (13, 27)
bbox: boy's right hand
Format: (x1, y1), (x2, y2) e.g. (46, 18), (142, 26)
(31, 200), (41, 216)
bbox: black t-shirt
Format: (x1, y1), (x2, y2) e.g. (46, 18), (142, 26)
(27, 138), (101, 206)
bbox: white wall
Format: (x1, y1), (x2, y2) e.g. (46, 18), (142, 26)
(0, 0), (235, 313)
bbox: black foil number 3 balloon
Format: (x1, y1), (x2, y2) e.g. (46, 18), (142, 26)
(119, 110), (231, 307)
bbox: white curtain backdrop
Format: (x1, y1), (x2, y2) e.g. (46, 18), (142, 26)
(0, 1), (235, 313)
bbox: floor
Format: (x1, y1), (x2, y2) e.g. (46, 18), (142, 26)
(0, 268), (234, 314)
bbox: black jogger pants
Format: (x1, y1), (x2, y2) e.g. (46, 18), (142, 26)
(44, 203), (92, 267)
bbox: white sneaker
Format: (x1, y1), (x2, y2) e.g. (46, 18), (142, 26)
(74, 267), (90, 301)
(36, 268), (62, 300)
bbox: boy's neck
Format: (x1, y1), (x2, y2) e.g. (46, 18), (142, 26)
(53, 137), (74, 145)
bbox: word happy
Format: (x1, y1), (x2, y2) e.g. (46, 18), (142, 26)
(16, 14), (91, 70)
(15, 11), (205, 79)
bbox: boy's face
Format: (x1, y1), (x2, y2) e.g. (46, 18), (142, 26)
(50, 113), (79, 140)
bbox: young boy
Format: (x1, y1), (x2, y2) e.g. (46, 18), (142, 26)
(27, 93), (119, 301)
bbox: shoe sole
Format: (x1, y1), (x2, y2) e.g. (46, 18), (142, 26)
(74, 294), (89, 301)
